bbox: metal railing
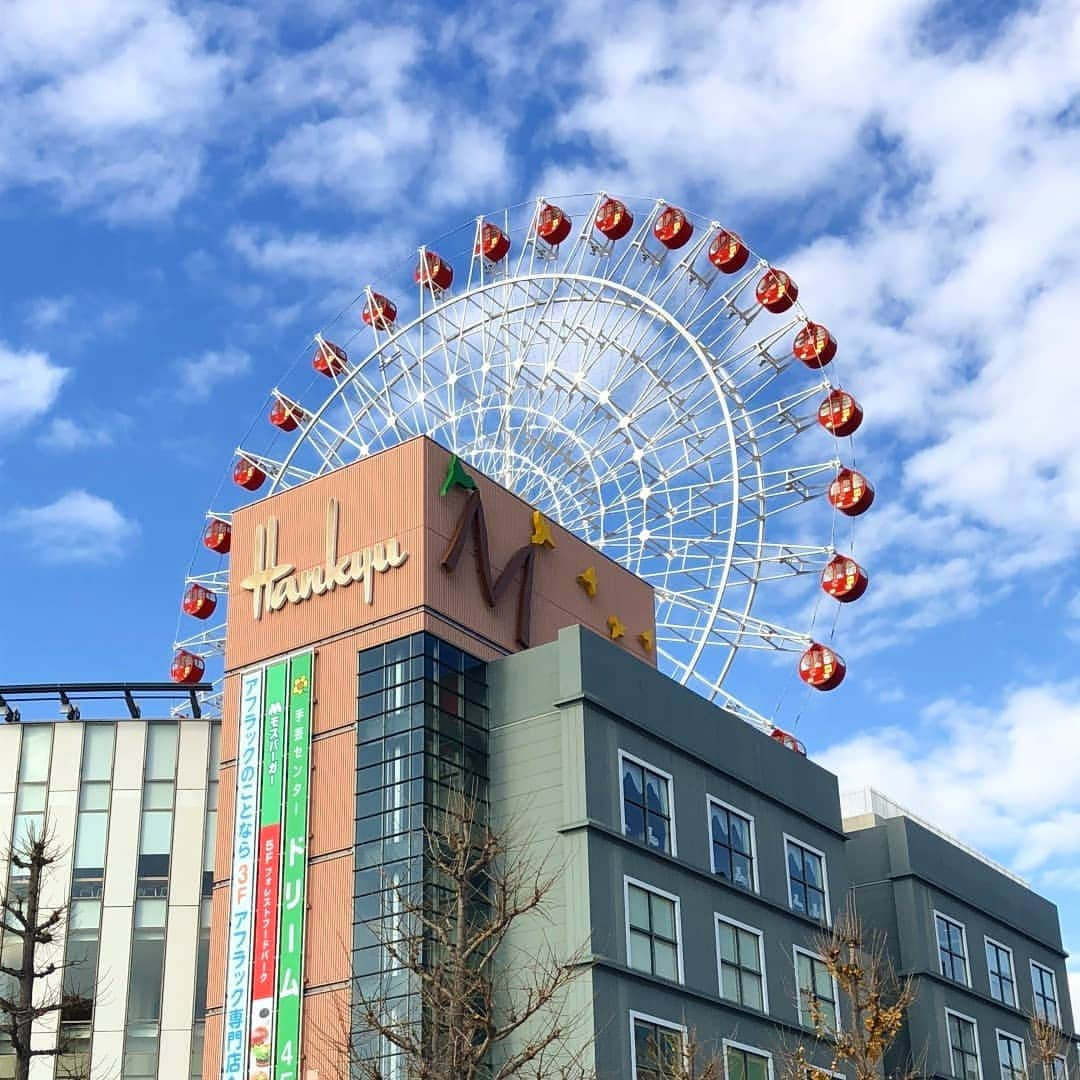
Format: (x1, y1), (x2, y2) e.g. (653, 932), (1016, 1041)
(0, 682), (215, 722)
(840, 786), (1029, 888)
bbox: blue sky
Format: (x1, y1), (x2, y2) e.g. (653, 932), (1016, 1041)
(2, 0), (1079, 1020)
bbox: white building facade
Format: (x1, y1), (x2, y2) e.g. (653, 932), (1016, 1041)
(0, 717), (220, 1080)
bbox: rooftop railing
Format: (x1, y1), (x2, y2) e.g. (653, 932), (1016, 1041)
(0, 682), (215, 723)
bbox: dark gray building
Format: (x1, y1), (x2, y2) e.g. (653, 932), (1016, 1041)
(484, 626), (1077, 1079)
(843, 792), (1077, 1080)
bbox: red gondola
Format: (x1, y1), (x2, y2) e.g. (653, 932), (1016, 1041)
(821, 554), (868, 603)
(202, 518), (231, 554)
(707, 229), (750, 273)
(770, 727), (807, 755)
(793, 322), (836, 367)
(595, 197), (633, 240)
(182, 583), (217, 620)
(755, 268), (799, 313)
(654, 206), (693, 250)
(817, 389), (863, 437)
(828, 468), (874, 517)
(233, 457), (266, 491)
(475, 223), (510, 263)
(170, 650), (205, 685)
(798, 643), (846, 691)
(362, 293), (397, 329)
(270, 397), (304, 431)
(312, 340), (347, 377)
(537, 203), (572, 245)
(414, 252), (453, 291)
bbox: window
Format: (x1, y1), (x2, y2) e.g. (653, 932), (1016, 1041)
(936, 913), (969, 985)
(632, 1014), (684, 1080)
(716, 916), (766, 1012)
(795, 948), (838, 1031)
(1051, 1058), (1068, 1080)
(947, 1011), (982, 1080)
(138, 727), (178, 897)
(126, 899), (167, 1023)
(724, 1041), (772, 1080)
(784, 837), (828, 923)
(61, 900), (101, 1023)
(621, 753), (674, 855)
(997, 1032), (1026, 1080)
(625, 879), (682, 982)
(985, 939), (1015, 1007)
(709, 798), (756, 891)
(1031, 962), (1060, 1025)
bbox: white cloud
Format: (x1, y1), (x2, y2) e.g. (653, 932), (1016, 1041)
(38, 416), (129, 452)
(174, 349), (253, 401)
(0, 342), (69, 431)
(2, 491), (138, 562)
(26, 296), (75, 331)
(817, 681), (1080, 876)
(228, 226), (384, 285)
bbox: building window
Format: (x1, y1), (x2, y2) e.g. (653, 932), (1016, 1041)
(795, 948), (838, 1031)
(784, 837), (828, 923)
(936, 913), (969, 985)
(715, 916), (766, 1012)
(997, 1032), (1026, 1080)
(137, 724), (178, 898)
(626, 879), (682, 982)
(631, 1014), (684, 1080)
(985, 939), (1015, 1007)
(620, 753), (674, 855)
(1031, 962), (1060, 1025)
(1050, 1058), (1068, 1080)
(725, 1041), (772, 1080)
(708, 798), (756, 891)
(947, 1011), (981, 1080)
(11, 725), (53, 867)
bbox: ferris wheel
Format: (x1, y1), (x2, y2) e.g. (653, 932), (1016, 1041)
(171, 193), (873, 737)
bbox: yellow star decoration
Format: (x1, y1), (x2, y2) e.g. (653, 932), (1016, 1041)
(292, 675), (309, 695)
(530, 510), (555, 548)
(638, 630), (654, 652)
(576, 566), (599, 598)
(607, 615), (625, 641)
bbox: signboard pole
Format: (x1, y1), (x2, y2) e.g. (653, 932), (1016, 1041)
(274, 652), (314, 1080)
(222, 669), (265, 1080)
(247, 660), (289, 1077)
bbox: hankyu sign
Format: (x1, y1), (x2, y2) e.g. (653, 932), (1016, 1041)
(240, 497), (408, 620)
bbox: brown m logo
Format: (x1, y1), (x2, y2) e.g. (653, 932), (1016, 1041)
(440, 490), (538, 647)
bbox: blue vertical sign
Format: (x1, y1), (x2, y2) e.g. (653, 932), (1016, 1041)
(222, 669), (265, 1079)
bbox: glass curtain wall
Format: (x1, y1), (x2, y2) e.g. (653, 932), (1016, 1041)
(124, 723), (179, 1080)
(0, 725), (55, 1080)
(352, 634), (489, 1074)
(57, 723), (116, 1076)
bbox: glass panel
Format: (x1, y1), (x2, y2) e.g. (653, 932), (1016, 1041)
(727, 1049), (747, 1080)
(81, 725), (115, 781)
(126, 931), (166, 1022)
(790, 880), (807, 914)
(722, 965), (741, 1001)
(19, 726), (52, 783)
(644, 771), (668, 817)
(624, 800), (645, 841)
(69, 899), (101, 931)
(729, 815), (749, 854)
(74, 814), (107, 869)
(732, 853), (752, 889)
(803, 851), (823, 887)
(140, 811), (173, 854)
(135, 898), (167, 929)
(814, 964), (833, 998)
(746, 1052), (769, 1080)
(717, 924), (736, 964)
(628, 886), (650, 931)
(739, 930), (760, 971)
(743, 972), (764, 1011)
(78, 782), (110, 811)
(711, 807), (729, 843)
(629, 931), (652, 972)
(143, 781), (174, 810)
(654, 942), (678, 981)
(62, 933), (98, 1020)
(807, 889), (825, 922)
(787, 843), (802, 879)
(145, 723), (179, 780)
(650, 895), (675, 939)
(16, 784), (46, 813)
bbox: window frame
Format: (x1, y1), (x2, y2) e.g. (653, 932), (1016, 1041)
(996, 1029), (1027, 1080)
(946, 1008), (983, 1080)
(623, 876), (684, 985)
(706, 796), (759, 893)
(722, 1038), (775, 1080)
(934, 910), (971, 988)
(629, 1009), (688, 1080)
(1051, 1056), (1068, 1080)
(619, 750), (677, 857)
(715, 913), (769, 1014)
(984, 937), (1016, 1007)
(783, 834), (831, 926)
(793, 944), (841, 1033)
(1030, 960), (1061, 1026)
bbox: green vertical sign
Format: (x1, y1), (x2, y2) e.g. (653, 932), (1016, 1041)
(274, 651), (313, 1080)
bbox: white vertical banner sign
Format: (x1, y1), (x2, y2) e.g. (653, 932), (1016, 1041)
(222, 669), (265, 1080)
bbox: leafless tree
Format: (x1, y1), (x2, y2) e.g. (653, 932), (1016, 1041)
(344, 789), (593, 1080)
(779, 899), (918, 1080)
(1027, 1015), (1069, 1080)
(0, 816), (93, 1080)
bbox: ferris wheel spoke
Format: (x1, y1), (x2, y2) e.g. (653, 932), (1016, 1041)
(173, 622), (226, 655)
(184, 570), (230, 594)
